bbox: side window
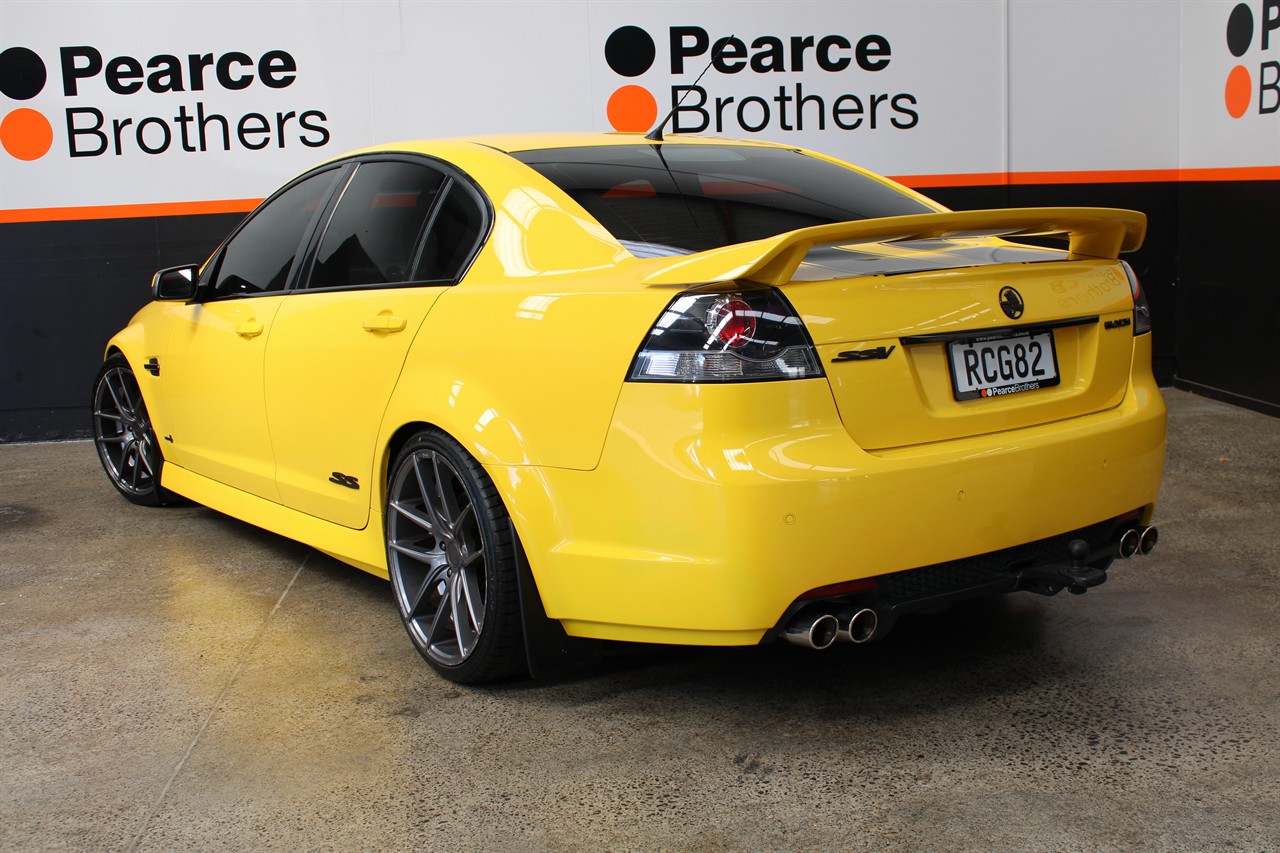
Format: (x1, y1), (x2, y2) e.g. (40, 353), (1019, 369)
(414, 183), (486, 282)
(309, 162), (447, 289)
(212, 169), (340, 297)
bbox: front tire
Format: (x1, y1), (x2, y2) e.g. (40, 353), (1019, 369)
(385, 429), (525, 683)
(92, 354), (169, 506)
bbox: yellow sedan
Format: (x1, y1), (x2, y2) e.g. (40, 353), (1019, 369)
(92, 133), (1165, 682)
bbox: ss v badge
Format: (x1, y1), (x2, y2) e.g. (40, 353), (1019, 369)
(832, 345), (896, 363)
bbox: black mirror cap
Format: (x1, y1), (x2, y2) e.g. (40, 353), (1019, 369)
(151, 265), (198, 301)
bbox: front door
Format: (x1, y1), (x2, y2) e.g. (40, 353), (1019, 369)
(161, 167), (343, 501)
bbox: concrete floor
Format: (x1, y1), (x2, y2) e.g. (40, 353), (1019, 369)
(0, 389), (1276, 851)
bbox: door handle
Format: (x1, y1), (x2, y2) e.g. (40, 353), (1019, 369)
(362, 315), (408, 333)
(236, 321), (264, 338)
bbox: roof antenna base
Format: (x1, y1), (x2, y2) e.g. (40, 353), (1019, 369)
(641, 37), (730, 143)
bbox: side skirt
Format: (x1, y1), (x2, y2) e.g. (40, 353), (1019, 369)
(161, 462), (389, 578)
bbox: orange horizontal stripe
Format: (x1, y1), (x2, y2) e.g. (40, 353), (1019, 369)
(1176, 165), (1280, 182)
(1010, 168), (1183, 185)
(892, 171), (1009, 188)
(893, 165), (1280, 188)
(0, 197), (262, 224)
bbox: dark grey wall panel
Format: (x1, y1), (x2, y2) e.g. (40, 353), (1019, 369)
(1172, 181), (1280, 417)
(0, 213), (243, 441)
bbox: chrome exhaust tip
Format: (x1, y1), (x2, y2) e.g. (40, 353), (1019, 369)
(783, 612), (839, 650)
(1119, 528), (1141, 559)
(1139, 525), (1159, 555)
(837, 608), (879, 644)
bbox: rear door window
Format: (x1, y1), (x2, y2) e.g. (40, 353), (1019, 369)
(309, 161), (449, 289)
(412, 183), (487, 282)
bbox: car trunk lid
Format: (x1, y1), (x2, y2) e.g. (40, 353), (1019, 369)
(640, 208), (1146, 450)
(786, 250), (1137, 449)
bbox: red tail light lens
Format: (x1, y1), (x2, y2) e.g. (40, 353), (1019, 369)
(707, 298), (756, 348)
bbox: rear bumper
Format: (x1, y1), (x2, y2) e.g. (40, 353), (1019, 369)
(493, 348), (1166, 646)
(774, 510), (1158, 647)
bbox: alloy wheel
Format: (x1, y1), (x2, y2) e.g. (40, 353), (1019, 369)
(93, 364), (160, 498)
(387, 447), (489, 668)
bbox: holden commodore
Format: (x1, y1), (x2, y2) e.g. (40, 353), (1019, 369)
(92, 133), (1165, 682)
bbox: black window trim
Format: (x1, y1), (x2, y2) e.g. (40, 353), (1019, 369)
(195, 151), (494, 300)
(196, 163), (350, 302)
(292, 152), (494, 295)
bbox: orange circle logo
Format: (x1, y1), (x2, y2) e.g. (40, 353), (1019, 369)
(0, 108), (53, 160)
(607, 85), (658, 132)
(1224, 65), (1251, 119)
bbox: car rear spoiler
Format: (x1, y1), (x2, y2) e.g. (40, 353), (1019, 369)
(640, 207), (1147, 288)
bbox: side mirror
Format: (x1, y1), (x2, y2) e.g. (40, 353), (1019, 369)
(151, 265), (198, 301)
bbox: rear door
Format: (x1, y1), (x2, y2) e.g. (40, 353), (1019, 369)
(263, 158), (488, 529)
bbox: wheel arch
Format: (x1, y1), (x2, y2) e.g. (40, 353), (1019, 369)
(381, 420), (432, 493)
(98, 338), (168, 439)
(99, 311), (176, 442)
(377, 417), (525, 529)
(102, 332), (142, 368)
(376, 417), (601, 678)
(91, 347), (170, 506)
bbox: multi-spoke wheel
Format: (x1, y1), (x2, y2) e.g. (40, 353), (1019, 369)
(92, 354), (168, 506)
(386, 430), (525, 683)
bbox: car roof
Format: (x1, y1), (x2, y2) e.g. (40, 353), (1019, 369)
(346, 132), (796, 157)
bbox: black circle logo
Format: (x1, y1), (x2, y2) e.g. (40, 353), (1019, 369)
(1227, 3), (1253, 57)
(999, 286), (1024, 320)
(605, 26), (656, 77)
(0, 47), (47, 101)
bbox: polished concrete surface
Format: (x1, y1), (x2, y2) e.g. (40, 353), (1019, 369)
(1, 389), (1277, 851)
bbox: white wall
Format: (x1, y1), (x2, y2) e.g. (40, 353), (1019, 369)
(1180, 0), (1280, 171)
(1008, 0), (1182, 174)
(0, 0), (1275, 213)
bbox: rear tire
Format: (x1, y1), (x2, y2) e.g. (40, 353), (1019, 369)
(91, 354), (170, 507)
(385, 429), (526, 683)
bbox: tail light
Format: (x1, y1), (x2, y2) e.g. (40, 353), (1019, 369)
(1121, 262), (1152, 336)
(628, 285), (824, 383)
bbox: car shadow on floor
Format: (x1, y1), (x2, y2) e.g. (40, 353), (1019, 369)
(181, 505), (1074, 718)
(498, 594), (1064, 717)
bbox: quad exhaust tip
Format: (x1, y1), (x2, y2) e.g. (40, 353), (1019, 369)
(1139, 525), (1158, 555)
(784, 608), (881, 649)
(837, 608), (878, 644)
(1119, 525), (1159, 559)
(1119, 529), (1140, 559)
(783, 612), (839, 650)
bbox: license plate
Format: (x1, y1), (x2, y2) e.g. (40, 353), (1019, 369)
(947, 331), (1060, 400)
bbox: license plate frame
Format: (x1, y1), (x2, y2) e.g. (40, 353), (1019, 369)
(947, 331), (1060, 401)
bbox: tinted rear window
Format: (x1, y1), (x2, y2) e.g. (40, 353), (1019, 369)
(511, 144), (935, 254)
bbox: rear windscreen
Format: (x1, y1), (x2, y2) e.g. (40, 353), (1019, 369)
(510, 144), (936, 254)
